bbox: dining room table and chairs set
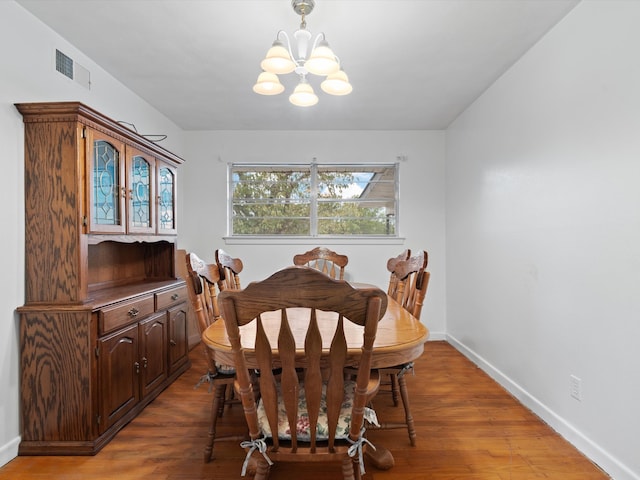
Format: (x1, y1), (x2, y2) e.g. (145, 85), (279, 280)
(184, 246), (430, 478)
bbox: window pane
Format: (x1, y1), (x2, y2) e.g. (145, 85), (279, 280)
(232, 169), (311, 200)
(317, 171), (359, 199)
(233, 201), (310, 235)
(317, 201), (392, 217)
(229, 163), (397, 237)
(234, 217), (310, 235)
(318, 217), (395, 235)
(318, 200), (395, 235)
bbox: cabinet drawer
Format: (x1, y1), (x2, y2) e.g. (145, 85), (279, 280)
(99, 295), (155, 334)
(155, 284), (187, 311)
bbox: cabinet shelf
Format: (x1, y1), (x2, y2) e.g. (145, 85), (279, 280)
(88, 279), (182, 309)
(87, 234), (178, 245)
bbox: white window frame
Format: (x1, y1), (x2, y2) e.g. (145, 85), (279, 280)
(225, 162), (402, 245)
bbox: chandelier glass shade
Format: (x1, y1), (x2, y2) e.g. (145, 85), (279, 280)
(289, 79), (318, 107)
(252, 72), (285, 95)
(260, 41), (296, 74)
(321, 70), (353, 96)
(254, 0), (351, 107)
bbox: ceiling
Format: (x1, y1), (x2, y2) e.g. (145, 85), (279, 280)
(17, 0), (579, 131)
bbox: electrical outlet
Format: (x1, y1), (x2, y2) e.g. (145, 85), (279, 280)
(570, 374), (582, 401)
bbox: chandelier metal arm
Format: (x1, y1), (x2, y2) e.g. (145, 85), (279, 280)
(309, 32), (326, 53)
(274, 30), (300, 69)
(276, 29), (332, 74)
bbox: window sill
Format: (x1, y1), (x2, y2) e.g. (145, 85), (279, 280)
(223, 236), (406, 246)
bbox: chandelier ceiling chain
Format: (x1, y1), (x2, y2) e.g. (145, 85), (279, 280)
(253, 0), (352, 107)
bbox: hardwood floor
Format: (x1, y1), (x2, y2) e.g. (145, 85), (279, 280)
(0, 341), (609, 479)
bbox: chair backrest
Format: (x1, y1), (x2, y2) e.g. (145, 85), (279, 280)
(215, 248), (243, 291)
(390, 250), (430, 320)
(386, 249), (411, 298)
(218, 266), (387, 459)
(185, 252), (222, 373)
(292, 246), (349, 280)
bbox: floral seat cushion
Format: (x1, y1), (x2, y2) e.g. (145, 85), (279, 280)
(257, 381), (378, 441)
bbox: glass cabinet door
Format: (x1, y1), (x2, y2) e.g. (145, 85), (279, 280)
(127, 148), (156, 234)
(157, 162), (177, 235)
(87, 129), (126, 234)
(86, 128), (177, 236)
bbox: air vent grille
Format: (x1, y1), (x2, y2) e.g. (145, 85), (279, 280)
(56, 49), (73, 79)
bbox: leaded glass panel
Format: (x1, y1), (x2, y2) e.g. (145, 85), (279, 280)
(131, 155), (151, 228)
(93, 140), (121, 225)
(158, 166), (175, 230)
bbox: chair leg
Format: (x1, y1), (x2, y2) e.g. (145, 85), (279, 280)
(217, 384), (228, 417)
(254, 458), (271, 480)
(397, 372), (416, 446)
(204, 383), (226, 462)
(342, 456), (356, 480)
(389, 372), (400, 406)
(225, 380), (239, 406)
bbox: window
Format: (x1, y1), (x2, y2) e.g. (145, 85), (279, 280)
(228, 163), (398, 237)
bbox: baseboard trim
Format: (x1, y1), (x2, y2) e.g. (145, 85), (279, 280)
(426, 331), (446, 341)
(446, 334), (638, 480)
(0, 436), (20, 468)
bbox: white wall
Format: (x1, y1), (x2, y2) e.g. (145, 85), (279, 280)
(446, 2), (640, 479)
(0, 1), (184, 467)
(4, 0), (634, 478)
(179, 130), (447, 337)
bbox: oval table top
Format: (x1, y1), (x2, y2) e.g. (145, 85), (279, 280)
(201, 290), (429, 369)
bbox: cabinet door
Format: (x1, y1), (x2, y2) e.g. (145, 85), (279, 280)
(86, 128), (127, 234)
(156, 161), (177, 235)
(127, 147), (156, 234)
(139, 313), (168, 398)
(98, 323), (139, 433)
(167, 303), (188, 373)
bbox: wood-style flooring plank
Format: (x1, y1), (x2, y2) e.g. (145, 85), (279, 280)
(0, 341), (609, 479)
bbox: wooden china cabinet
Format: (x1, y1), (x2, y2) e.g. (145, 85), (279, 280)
(16, 102), (189, 455)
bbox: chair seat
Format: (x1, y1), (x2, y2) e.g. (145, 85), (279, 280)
(215, 364), (236, 375)
(257, 381), (378, 441)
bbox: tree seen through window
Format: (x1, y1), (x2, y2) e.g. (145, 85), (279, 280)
(229, 164), (398, 236)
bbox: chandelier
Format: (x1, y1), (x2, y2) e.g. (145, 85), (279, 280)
(253, 0), (352, 107)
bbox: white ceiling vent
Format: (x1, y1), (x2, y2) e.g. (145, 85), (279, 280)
(55, 49), (91, 90)
(55, 49), (73, 79)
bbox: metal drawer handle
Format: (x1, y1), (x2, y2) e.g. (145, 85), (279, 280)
(171, 293), (179, 300)
(128, 308), (139, 317)
(170, 340), (177, 346)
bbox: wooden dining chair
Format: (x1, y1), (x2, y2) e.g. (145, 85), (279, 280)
(386, 249), (411, 300)
(218, 266), (387, 480)
(379, 249), (411, 408)
(376, 249), (430, 447)
(185, 252), (242, 463)
(293, 246), (349, 280)
(215, 248), (243, 291)
(391, 250), (429, 321)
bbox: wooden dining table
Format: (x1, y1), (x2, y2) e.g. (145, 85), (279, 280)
(201, 287), (429, 371)
(200, 284), (429, 471)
